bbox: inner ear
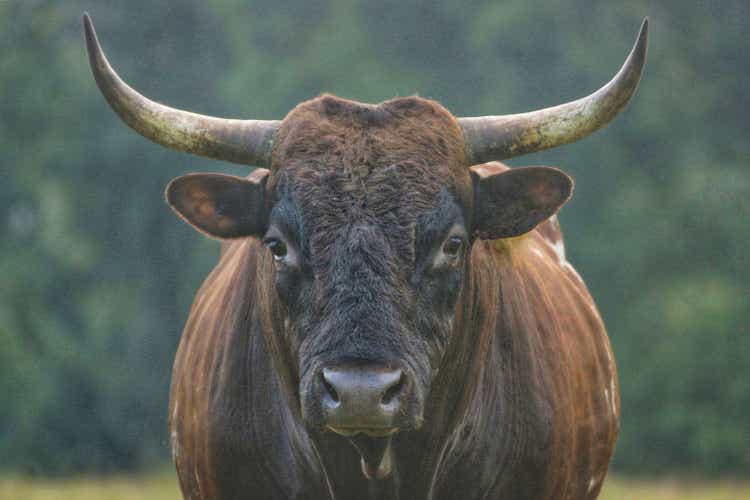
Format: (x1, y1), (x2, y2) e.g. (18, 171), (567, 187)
(470, 163), (573, 240)
(165, 169), (270, 239)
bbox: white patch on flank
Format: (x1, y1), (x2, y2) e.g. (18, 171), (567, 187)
(171, 401), (179, 461)
(605, 345), (614, 368)
(194, 464), (203, 498)
(551, 238), (566, 263)
(171, 430), (180, 461)
(588, 475), (600, 493)
(604, 388), (610, 413)
(284, 317), (290, 331)
(531, 247), (544, 258)
(610, 377), (617, 414)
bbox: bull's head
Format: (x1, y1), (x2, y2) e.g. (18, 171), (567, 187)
(84, 14), (646, 477)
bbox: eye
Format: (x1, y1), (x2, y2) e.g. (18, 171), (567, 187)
(266, 238), (288, 261)
(442, 236), (464, 257)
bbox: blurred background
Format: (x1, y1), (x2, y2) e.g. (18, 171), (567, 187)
(1, 0), (748, 496)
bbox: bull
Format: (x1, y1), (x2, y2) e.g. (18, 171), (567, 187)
(83, 13), (648, 499)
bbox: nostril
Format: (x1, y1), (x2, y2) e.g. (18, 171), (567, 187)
(321, 371), (339, 403)
(380, 371), (405, 406)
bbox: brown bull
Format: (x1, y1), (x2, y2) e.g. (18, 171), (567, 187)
(84, 14), (647, 499)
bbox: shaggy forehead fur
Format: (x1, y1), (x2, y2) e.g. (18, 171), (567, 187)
(269, 95), (471, 207)
(271, 94), (469, 174)
(267, 94), (473, 268)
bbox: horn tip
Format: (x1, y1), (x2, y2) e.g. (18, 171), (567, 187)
(82, 12), (98, 53)
(639, 17), (649, 44)
(82, 11), (108, 75)
(624, 16), (649, 75)
(82, 12), (93, 34)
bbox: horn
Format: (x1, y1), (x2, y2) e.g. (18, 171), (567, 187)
(459, 18), (649, 163)
(82, 13), (280, 166)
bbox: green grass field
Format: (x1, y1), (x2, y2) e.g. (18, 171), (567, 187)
(1, 470), (749, 499)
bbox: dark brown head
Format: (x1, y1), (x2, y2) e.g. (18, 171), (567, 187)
(163, 94), (577, 440)
(83, 11), (646, 447)
(263, 95), (472, 436)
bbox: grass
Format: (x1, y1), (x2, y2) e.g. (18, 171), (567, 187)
(1, 469), (749, 499)
(0, 469), (180, 500)
(600, 476), (750, 500)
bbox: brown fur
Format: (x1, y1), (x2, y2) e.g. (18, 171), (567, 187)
(169, 95), (618, 499)
(270, 94), (472, 205)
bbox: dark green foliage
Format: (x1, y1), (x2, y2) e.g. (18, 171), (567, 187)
(1, 0), (747, 476)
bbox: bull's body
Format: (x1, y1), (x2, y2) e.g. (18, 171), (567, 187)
(83, 13), (647, 500)
(170, 177), (617, 499)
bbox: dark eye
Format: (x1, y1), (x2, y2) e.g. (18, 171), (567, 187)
(266, 239), (288, 261)
(442, 236), (464, 257)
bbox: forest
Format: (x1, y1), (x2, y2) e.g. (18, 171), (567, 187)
(1, 0), (748, 479)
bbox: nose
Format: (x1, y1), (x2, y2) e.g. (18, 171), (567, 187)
(320, 363), (407, 435)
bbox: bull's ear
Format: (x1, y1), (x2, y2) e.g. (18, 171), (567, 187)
(165, 169), (270, 239)
(470, 164), (572, 240)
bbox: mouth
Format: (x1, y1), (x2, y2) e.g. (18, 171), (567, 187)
(327, 426), (399, 438)
(347, 433), (396, 480)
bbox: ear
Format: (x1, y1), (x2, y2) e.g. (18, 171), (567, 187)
(470, 164), (573, 240)
(165, 168), (270, 239)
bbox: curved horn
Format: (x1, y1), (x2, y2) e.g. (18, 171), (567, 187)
(459, 18), (649, 163)
(82, 13), (280, 166)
